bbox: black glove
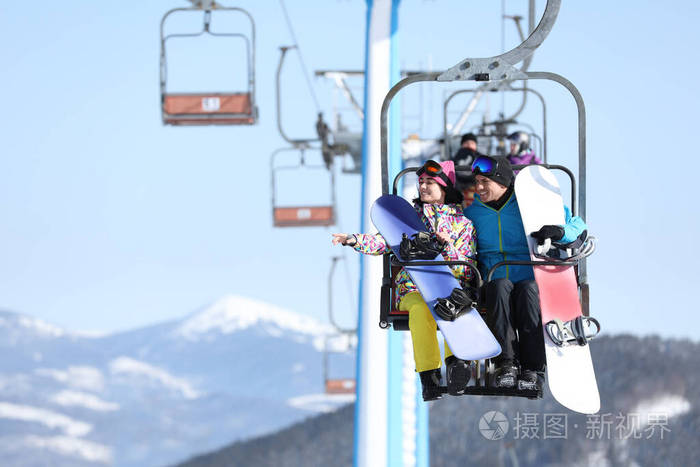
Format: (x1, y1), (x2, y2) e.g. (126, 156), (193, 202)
(530, 225), (565, 245)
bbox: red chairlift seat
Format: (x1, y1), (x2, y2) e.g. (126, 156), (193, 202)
(325, 378), (356, 395)
(273, 206), (335, 227)
(163, 92), (256, 125)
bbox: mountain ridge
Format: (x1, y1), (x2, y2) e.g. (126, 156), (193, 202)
(176, 334), (700, 467)
(0, 296), (355, 467)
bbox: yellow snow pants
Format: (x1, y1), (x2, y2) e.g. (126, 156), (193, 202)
(400, 291), (453, 372)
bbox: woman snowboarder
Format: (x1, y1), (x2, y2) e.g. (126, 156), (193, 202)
(332, 160), (476, 401)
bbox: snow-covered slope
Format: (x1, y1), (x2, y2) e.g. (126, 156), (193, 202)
(0, 297), (355, 467)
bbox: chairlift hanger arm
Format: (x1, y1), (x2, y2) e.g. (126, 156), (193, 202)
(438, 0), (560, 82)
(440, 1), (544, 155)
(507, 0), (537, 74)
(277, 46), (319, 147)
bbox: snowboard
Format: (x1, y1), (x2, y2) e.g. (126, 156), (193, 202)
(370, 194), (501, 361)
(514, 165), (600, 414)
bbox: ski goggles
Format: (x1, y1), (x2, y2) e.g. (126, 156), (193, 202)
(471, 155), (498, 176)
(416, 160), (452, 187)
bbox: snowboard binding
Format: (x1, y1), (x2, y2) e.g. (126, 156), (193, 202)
(399, 232), (444, 261)
(545, 316), (601, 347)
(434, 287), (478, 321)
(534, 231), (596, 262)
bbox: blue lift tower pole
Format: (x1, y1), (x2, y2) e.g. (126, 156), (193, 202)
(354, 1), (428, 466)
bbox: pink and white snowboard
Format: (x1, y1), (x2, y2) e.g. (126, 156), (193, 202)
(515, 165), (600, 414)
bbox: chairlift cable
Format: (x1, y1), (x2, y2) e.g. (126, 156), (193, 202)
(278, 0), (321, 112)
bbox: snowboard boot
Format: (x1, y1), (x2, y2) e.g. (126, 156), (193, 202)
(493, 361), (518, 389)
(445, 356), (471, 396)
(419, 368), (443, 401)
(517, 369), (545, 392)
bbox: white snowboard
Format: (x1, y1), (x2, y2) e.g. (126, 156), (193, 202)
(514, 165), (600, 414)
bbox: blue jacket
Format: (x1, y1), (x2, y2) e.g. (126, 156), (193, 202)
(465, 192), (586, 284)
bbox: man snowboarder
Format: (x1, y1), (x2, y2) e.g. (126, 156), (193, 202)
(464, 155), (586, 391)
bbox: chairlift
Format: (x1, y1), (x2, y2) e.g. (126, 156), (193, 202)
(323, 334), (356, 395)
(376, 0), (595, 398)
(380, 163), (591, 399)
(323, 334), (356, 394)
(323, 256), (357, 395)
(270, 146), (336, 227)
(444, 86), (548, 161)
(159, 2), (257, 125)
(270, 48), (338, 227)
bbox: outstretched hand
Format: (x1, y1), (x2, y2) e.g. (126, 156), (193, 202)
(530, 225), (565, 245)
(332, 233), (356, 246)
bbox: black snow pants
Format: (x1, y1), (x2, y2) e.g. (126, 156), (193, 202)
(484, 278), (545, 372)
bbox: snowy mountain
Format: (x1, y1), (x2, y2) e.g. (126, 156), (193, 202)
(0, 296), (355, 467)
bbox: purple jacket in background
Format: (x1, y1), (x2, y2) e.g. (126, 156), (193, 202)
(508, 150), (542, 166)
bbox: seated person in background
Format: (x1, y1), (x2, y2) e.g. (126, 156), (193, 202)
(452, 133), (481, 168)
(507, 131), (542, 166)
(465, 155), (587, 391)
(451, 133), (482, 208)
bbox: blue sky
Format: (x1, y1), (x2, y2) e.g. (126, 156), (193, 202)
(0, 1), (698, 339)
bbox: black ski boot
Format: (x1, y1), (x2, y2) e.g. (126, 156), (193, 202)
(445, 356), (471, 396)
(493, 361), (518, 389)
(419, 368), (443, 401)
(518, 369), (545, 392)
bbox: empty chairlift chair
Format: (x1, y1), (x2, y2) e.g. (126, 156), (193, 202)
(271, 147), (336, 227)
(324, 257), (356, 394)
(159, 4), (258, 125)
(323, 334), (356, 394)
